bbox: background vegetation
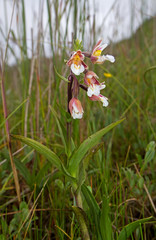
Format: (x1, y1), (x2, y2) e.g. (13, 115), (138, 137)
(0, 0), (156, 239)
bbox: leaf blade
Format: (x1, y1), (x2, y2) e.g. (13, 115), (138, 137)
(100, 196), (113, 240)
(69, 118), (125, 174)
(118, 217), (152, 240)
(54, 66), (69, 82)
(11, 135), (62, 171)
(81, 184), (101, 236)
(11, 135), (76, 182)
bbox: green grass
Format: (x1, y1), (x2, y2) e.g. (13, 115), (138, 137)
(0, 1), (156, 239)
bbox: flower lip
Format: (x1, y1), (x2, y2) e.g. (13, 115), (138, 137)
(67, 50), (88, 75)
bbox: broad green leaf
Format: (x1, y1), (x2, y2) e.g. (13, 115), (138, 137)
(72, 206), (90, 240)
(68, 119), (125, 175)
(54, 66), (69, 82)
(12, 134), (62, 170)
(81, 184), (101, 236)
(77, 161), (86, 193)
(11, 135), (74, 182)
(118, 217), (152, 240)
(100, 196), (113, 240)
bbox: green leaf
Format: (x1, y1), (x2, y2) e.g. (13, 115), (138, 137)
(77, 161), (86, 193)
(12, 135), (62, 170)
(0, 234), (7, 240)
(68, 119), (125, 175)
(55, 179), (64, 190)
(73, 39), (83, 51)
(138, 177), (144, 189)
(141, 141), (156, 172)
(54, 66), (69, 82)
(11, 135), (74, 182)
(118, 217), (152, 240)
(81, 184), (101, 236)
(72, 206), (90, 240)
(100, 196), (113, 240)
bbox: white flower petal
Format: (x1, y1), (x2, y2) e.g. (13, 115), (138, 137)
(72, 111), (83, 119)
(71, 63), (84, 75)
(72, 102), (84, 119)
(95, 56), (105, 64)
(100, 96), (109, 107)
(87, 74), (93, 79)
(99, 83), (106, 90)
(94, 43), (108, 53)
(104, 54), (115, 63)
(100, 43), (108, 51)
(87, 84), (100, 97)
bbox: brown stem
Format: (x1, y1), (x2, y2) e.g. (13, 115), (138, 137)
(67, 74), (73, 113)
(79, 84), (87, 91)
(72, 74), (79, 98)
(67, 74), (73, 145)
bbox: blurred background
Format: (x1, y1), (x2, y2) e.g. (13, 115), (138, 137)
(0, 0), (156, 64)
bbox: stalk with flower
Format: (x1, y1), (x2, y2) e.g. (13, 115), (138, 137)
(66, 39), (115, 120)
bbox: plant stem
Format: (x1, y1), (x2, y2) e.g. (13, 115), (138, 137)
(67, 74), (73, 147)
(72, 73), (79, 98)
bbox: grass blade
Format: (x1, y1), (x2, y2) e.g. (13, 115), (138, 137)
(0, 99), (27, 129)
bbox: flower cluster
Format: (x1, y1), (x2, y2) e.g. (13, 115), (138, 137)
(67, 40), (115, 119)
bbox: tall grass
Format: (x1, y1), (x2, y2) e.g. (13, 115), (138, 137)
(0, 0), (156, 239)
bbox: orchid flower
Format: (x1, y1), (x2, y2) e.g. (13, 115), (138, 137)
(67, 50), (88, 75)
(89, 94), (109, 107)
(84, 71), (106, 97)
(69, 98), (84, 119)
(91, 40), (115, 64)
